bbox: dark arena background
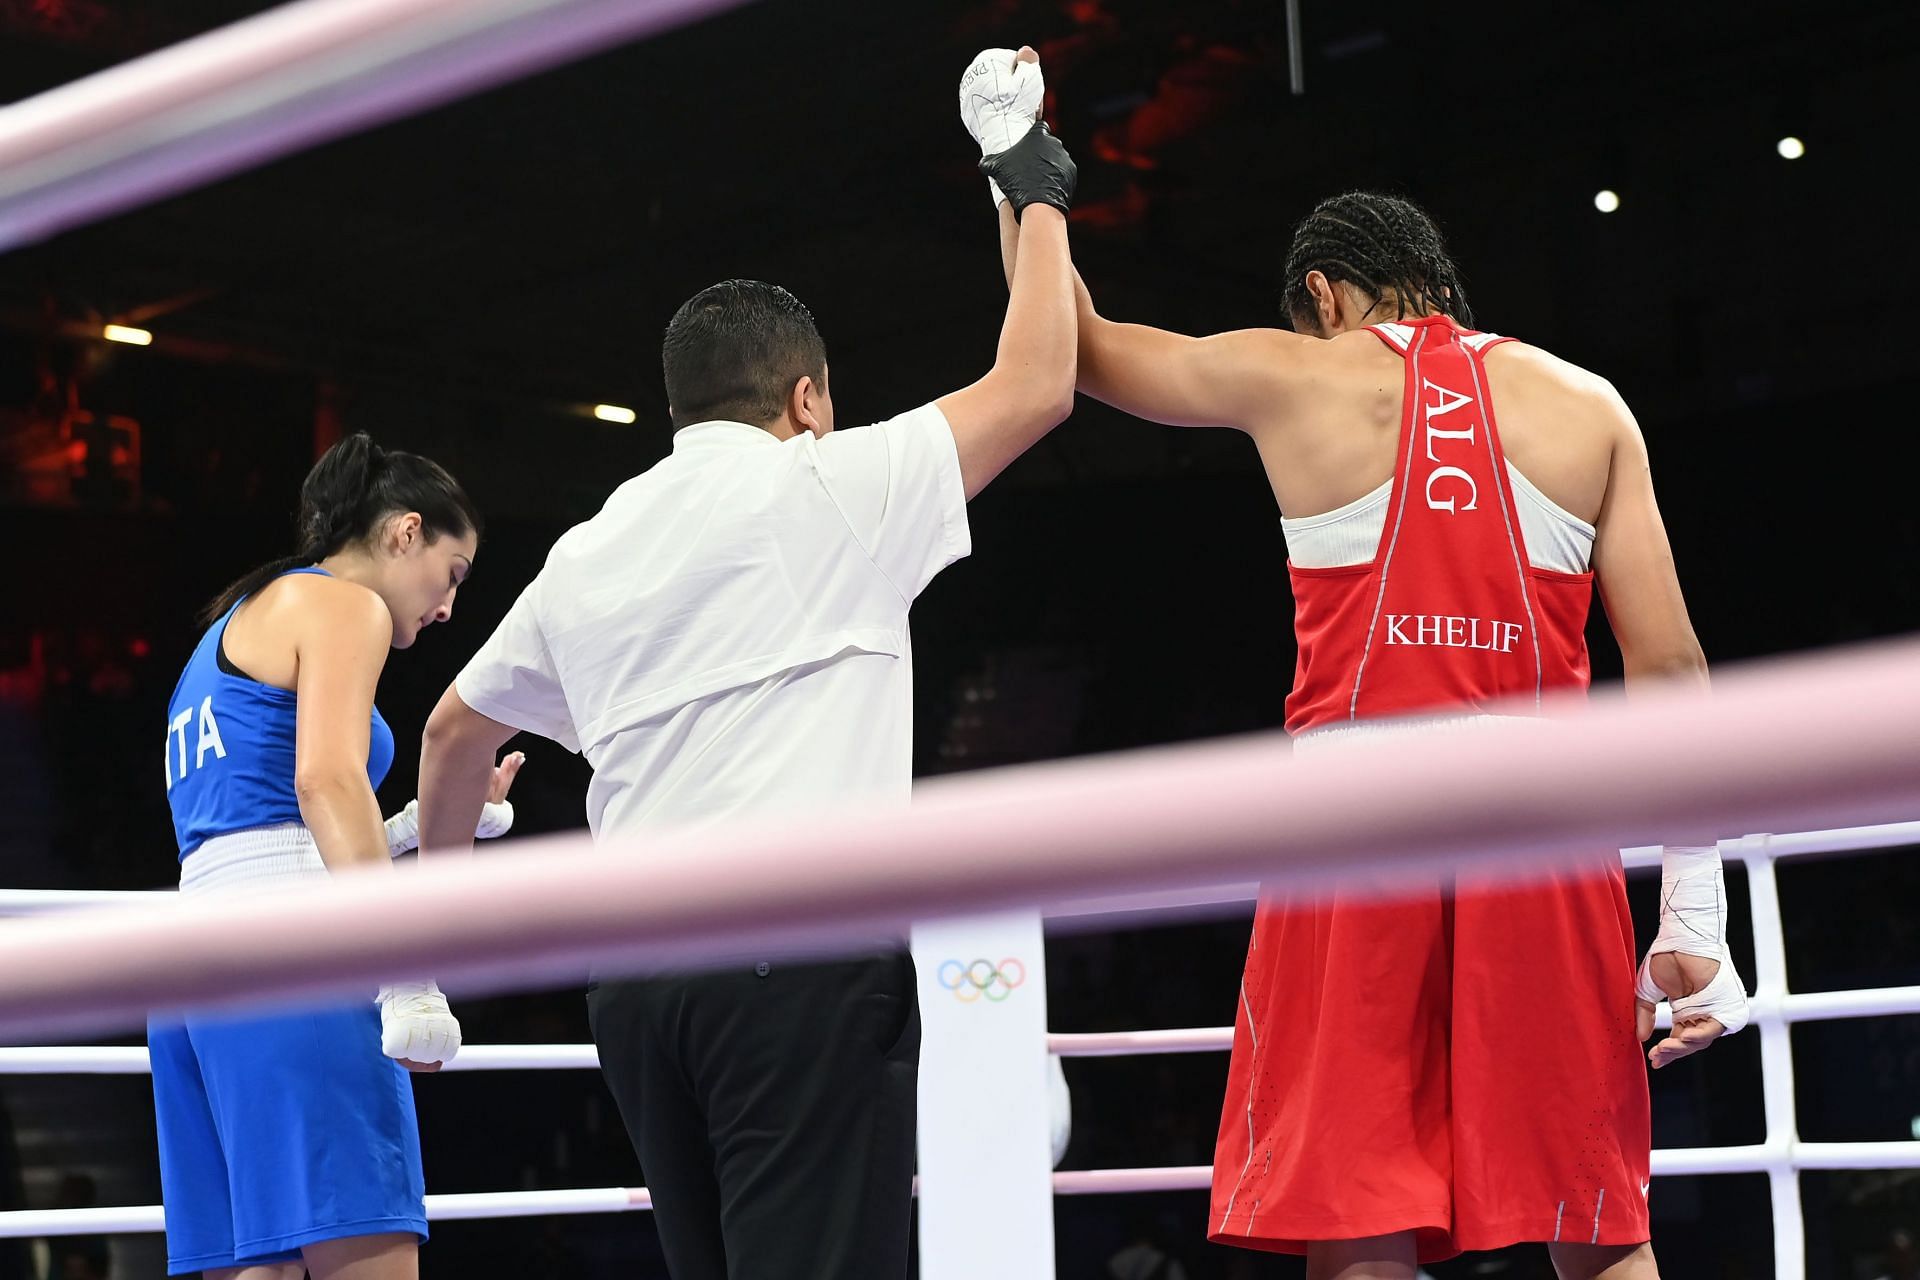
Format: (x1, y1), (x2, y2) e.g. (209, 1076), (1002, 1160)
(2, 1), (1917, 1277)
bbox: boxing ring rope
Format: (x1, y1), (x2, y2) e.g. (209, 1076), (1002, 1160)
(5, 640), (1920, 1039)
(0, 0), (756, 252)
(3, 817), (1919, 1278)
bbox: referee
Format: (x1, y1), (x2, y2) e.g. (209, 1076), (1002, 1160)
(413, 67), (1077, 1279)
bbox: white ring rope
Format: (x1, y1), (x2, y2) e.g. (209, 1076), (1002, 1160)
(0, 0), (754, 251)
(8, 972), (1920, 1077)
(13, 1144), (1920, 1239)
(2, 820), (1916, 1260)
(2, 639), (1919, 1043)
(9, 818), (1917, 921)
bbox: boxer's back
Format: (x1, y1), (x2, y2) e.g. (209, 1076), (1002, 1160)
(1246, 323), (1621, 533)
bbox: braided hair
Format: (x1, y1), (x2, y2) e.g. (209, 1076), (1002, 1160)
(201, 433), (481, 624)
(1281, 191), (1472, 332)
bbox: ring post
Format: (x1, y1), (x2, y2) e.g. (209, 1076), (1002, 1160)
(912, 910), (1055, 1278)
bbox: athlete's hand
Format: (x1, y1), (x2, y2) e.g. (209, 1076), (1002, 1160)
(1635, 952), (1730, 1069)
(379, 980), (461, 1072)
(1636, 844), (1750, 1069)
(471, 749), (525, 841)
(383, 749), (521, 853)
(487, 750), (525, 805)
(959, 45), (1045, 208)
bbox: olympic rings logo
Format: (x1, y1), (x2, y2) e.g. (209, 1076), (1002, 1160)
(936, 957), (1027, 1004)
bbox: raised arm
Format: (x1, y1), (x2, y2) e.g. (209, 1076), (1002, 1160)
(992, 175), (1305, 434)
(1073, 275), (1309, 432)
(936, 199), (1078, 499)
(933, 48), (1087, 498)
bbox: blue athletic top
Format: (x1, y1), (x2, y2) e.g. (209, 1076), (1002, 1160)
(164, 567), (395, 858)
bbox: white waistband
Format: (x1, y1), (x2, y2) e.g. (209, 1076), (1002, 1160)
(180, 824), (329, 897)
(1291, 712), (1541, 756)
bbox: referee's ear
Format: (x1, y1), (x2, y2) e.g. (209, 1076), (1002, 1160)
(789, 368), (832, 438)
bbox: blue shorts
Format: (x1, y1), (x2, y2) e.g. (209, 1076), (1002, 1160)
(148, 1001), (427, 1275)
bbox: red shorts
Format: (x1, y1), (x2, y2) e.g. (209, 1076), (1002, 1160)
(1208, 855), (1650, 1263)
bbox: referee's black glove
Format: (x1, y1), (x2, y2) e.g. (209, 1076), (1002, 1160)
(980, 122), (1076, 219)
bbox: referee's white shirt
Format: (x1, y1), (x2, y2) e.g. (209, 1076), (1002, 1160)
(454, 403), (970, 839)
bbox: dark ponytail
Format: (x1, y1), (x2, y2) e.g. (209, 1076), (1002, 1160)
(200, 433), (482, 625)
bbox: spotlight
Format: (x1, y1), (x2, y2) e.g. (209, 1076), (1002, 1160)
(593, 404), (637, 424)
(1593, 190), (1621, 214)
(1776, 136), (1805, 160)
(103, 324), (152, 345)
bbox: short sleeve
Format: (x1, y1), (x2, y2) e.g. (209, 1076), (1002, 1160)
(814, 402), (972, 600)
(454, 581), (580, 753)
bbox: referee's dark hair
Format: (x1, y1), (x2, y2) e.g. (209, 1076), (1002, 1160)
(663, 279), (829, 429)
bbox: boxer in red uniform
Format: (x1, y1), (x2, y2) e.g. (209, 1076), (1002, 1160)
(1066, 194), (1750, 1279)
(958, 75), (1752, 1275)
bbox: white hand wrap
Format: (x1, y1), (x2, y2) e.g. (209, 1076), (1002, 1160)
(959, 47), (1045, 209)
(382, 798), (515, 857)
(377, 980), (462, 1065)
(1636, 845), (1751, 1035)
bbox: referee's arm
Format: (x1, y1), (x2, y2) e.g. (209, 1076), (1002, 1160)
(418, 686), (518, 857)
(936, 203), (1077, 499)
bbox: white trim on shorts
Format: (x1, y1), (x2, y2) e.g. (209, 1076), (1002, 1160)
(179, 824), (328, 897)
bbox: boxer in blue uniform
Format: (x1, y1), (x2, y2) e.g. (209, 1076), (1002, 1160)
(152, 433), (518, 1280)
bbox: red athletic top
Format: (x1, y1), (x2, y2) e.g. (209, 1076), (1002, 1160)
(1284, 317), (1594, 733)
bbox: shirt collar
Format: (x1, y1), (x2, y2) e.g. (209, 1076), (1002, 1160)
(671, 420), (784, 452)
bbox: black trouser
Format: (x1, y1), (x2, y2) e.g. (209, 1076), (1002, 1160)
(587, 951), (920, 1280)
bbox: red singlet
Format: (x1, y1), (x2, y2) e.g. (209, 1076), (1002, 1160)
(1209, 317), (1649, 1262)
